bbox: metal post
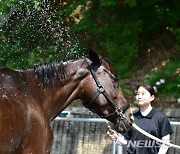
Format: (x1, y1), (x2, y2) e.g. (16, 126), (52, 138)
(112, 141), (116, 154)
(117, 133), (123, 154)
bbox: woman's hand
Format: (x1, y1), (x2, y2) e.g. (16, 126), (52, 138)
(104, 129), (118, 141)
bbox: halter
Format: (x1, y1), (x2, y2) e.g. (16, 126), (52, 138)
(84, 59), (180, 149)
(84, 58), (130, 119)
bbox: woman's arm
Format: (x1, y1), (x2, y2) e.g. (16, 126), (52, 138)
(115, 134), (128, 146)
(158, 134), (170, 154)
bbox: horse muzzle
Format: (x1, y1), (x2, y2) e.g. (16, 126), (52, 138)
(114, 104), (132, 133)
(115, 118), (132, 133)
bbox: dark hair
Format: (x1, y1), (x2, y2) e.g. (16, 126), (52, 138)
(136, 84), (156, 96)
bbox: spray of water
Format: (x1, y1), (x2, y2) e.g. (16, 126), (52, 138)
(0, 0), (87, 68)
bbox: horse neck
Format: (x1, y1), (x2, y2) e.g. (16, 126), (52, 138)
(42, 81), (80, 121)
(27, 59), (85, 121)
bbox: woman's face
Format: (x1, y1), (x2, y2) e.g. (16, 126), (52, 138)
(136, 86), (155, 107)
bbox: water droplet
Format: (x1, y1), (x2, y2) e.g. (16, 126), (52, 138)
(2, 94), (8, 99)
(11, 139), (14, 143)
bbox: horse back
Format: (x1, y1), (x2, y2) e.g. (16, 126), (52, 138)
(0, 67), (52, 153)
(0, 68), (25, 151)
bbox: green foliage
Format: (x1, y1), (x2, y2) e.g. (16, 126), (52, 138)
(0, 0), (86, 68)
(171, 27), (180, 50)
(100, 0), (118, 7)
(100, 20), (142, 77)
(0, 0), (179, 104)
(68, 0), (180, 78)
(124, 0), (137, 7)
(69, 0), (143, 77)
(144, 55), (180, 97)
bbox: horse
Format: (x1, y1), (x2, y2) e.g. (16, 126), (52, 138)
(0, 50), (131, 154)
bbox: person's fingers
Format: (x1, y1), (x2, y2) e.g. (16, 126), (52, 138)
(110, 136), (116, 141)
(104, 129), (117, 141)
(108, 129), (116, 134)
(107, 131), (110, 135)
(104, 131), (111, 139)
(109, 134), (117, 140)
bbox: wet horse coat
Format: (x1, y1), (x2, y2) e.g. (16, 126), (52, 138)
(0, 51), (130, 153)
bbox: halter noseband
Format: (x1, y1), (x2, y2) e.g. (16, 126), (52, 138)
(84, 58), (130, 119)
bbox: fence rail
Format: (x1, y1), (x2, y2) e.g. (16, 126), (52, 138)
(50, 111), (180, 154)
(55, 116), (180, 125)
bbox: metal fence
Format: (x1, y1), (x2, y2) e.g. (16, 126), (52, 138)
(50, 111), (180, 154)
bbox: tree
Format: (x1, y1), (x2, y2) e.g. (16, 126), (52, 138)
(0, 0), (85, 68)
(0, 0), (179, 105)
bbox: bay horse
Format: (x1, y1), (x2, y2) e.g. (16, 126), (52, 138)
(0, 50), (131, 154)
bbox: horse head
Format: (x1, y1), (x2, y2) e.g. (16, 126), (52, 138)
(77, 50), (132, 133)
(34, 49), (132, 133)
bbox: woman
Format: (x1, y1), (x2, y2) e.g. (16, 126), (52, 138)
(108, 84), (173, 154)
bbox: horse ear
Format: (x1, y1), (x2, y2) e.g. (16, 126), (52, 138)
(89, 50), (101, 67)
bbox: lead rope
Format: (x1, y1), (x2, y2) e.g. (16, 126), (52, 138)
(129, 106), (180, 150)
(105, 110), (180, 150)
(132, 122), (180, 150)
(105, 120), (180, 150)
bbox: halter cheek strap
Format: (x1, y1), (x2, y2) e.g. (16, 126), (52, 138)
(84, 58), (130, 118)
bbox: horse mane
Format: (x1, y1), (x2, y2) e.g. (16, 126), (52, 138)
(33, 52), (116, 88)
(34, 60), (67, 88)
